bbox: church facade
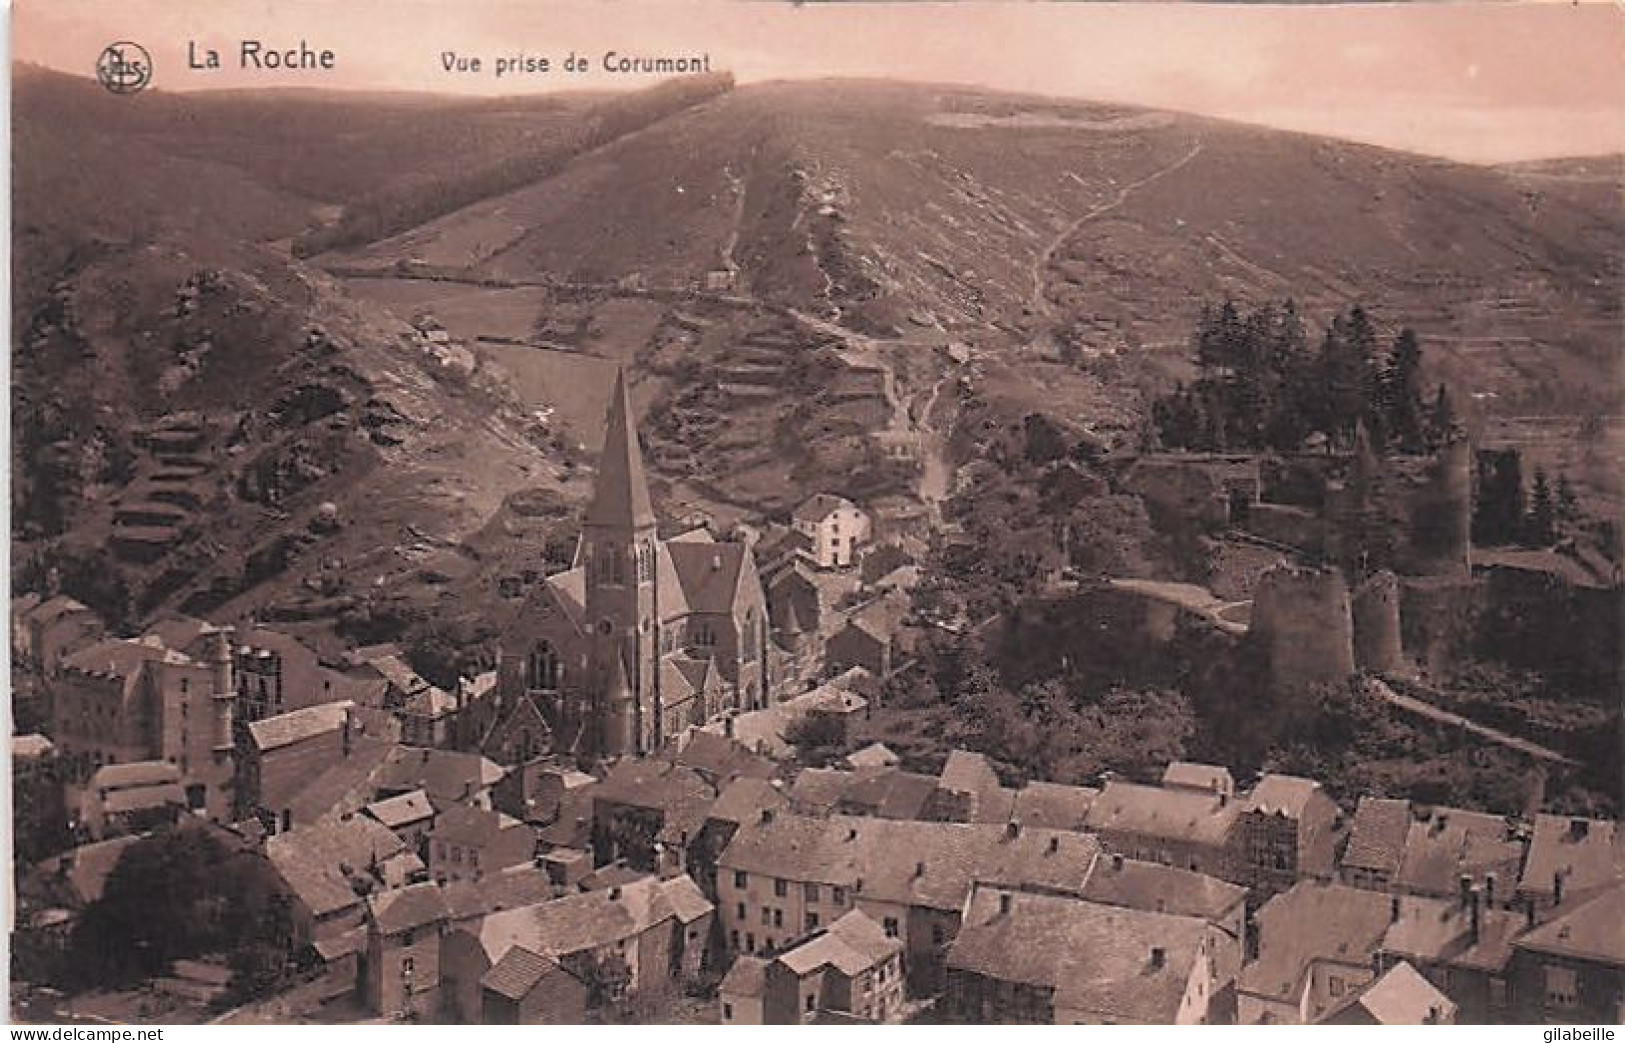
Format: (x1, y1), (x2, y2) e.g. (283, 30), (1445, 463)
(485, 370), (784, 763)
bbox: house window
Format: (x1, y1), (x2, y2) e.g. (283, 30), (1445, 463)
(731, 931), (740, 950)
(1545, 965), (1579, 1008)
(806, 912), (820, 932)
(932, 925), (946, 946)
(403, 929), (416, 947)
(737, 903), (747, 920)
(527, 642), (561, 692)
(774, 879), (788, 898)
(402, 956), (415, 976)
(833, 887), (847, 905)
(761, 908), (772, 926)
(723, 1003), (733, 1021)
(805, 883), (820, 902)
(1328, 976), (1345, 998)
(734, 870), (748, 889)
(805, 994), (816, 1013)
(883, 917), (900, 938)
(773, 909), (784, 928)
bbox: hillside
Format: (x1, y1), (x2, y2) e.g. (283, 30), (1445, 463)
(324, 80), (1622, 421)
(13, 72), (1622, 645)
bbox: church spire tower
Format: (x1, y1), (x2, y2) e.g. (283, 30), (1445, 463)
(583, 367), (661, 757)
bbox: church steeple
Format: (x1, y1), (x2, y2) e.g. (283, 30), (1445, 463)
(585, 366), (656, 533)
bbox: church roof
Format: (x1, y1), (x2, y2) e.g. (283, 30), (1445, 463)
(584, 367), (656, 532)
(667, 542), (751, 616)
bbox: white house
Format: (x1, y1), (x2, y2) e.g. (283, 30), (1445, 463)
(791, 494), (871, 569)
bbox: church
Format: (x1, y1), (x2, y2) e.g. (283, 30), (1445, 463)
(484, 369), (788, 763)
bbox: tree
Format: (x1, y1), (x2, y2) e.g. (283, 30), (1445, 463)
(784, 712), (848, 768)
(1473, 450), (1525, 546)
(1526, 468), (1557, 546)
(1380, 328), (1427, 452)
(1555, 472), (1581, 525)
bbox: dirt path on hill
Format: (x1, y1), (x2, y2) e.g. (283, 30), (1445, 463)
(1027, 140), (1206, 316)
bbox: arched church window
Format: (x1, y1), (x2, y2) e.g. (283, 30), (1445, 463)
(527, 642), (561, 692)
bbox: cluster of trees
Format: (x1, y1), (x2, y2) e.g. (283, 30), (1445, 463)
(1152, 301), (1456, 456)
(292, 73), (734, 257)
(62, 825), (296, 1002)
(1473, 448), (1583, 547)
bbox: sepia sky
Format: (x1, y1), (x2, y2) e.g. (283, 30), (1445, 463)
(14, 0), (1625, 163)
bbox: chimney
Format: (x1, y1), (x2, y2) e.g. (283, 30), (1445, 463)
(1150, 947), (1166, 971)
(998, 892), (1012, 916)
(1390, 895), (1401, 923)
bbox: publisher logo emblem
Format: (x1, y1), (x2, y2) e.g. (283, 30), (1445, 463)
(96, 41), (152, 94)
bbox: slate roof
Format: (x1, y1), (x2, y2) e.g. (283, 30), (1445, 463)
(1010, 781), (1099, 832)
(1342, 797), (1411, 877)
(1246, 774), (1323, 818)
(1240, 882), (1393, 1002)
(374, 746), (506, 807)
(844, 743), (900, 770)
(1380, 894), (1474, 963)
(283, 736), (398, 827)
(1084, 780), (1241, 848)
(1520, 814), (1624, 901)
(779, 909), (902, 978)
(368, 881), (451, 937)
(62, 638), (178, 679)
(792, 493), (857, 525)
(87, 760), (181, 791)
(719, 814), (1100, 912)
(442, 863), (560, 923)
(473, 874), (713, 963)
(666, 542), (751, 616)
(13, 734), (56, 760)
(1394, 808), (1525, 898)
(949, 887), (1209, 1023)
(1515, 881), (1625, 966)
(266, 815), (409, 918)
(431, 803), (528, 850)
(1081, 855), (1246, 923)
(673, 730), (776, 785)
(1326, 961), (1456, 1025)
(707, 777), (788, 827)
(481, 946), (569, 1001)
(1162, 762), (1235, 795)
(1446, 908), (1526, 974)
(719, 955), (769, 999)
(248, 700), (353, 753)
(595, 758), (717, 846)
(365, 789), (435, 830)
